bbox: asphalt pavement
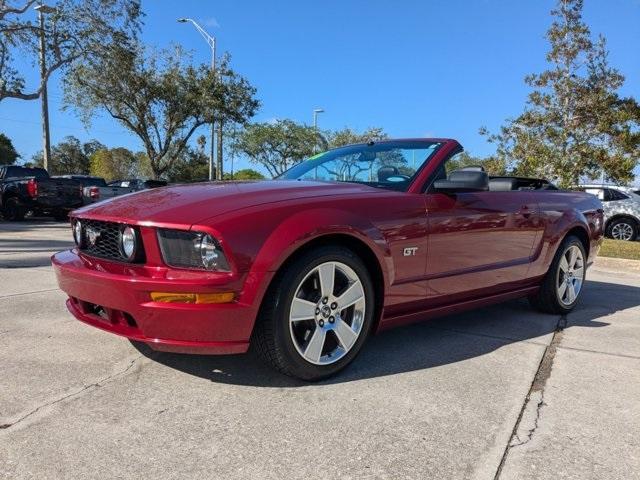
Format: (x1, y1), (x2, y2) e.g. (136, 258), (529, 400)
(1, 219), (639, 480)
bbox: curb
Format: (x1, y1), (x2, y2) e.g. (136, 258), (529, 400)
(593, 255), (640, 273)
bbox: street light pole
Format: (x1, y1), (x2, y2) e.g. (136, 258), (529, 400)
(35, 3), (56, 171)
(313, 108), (324, 129)
(177, 18), (218, 180)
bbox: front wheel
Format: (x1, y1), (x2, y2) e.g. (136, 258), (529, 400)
(529, 235), (586, 314)
(253, 246), (374, 381)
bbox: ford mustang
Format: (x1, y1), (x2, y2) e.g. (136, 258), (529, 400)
(52, 139), (603, 380)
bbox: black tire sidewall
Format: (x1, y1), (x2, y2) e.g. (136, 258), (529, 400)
(272, 247), (374, 380)
(4, 198), (23, 221)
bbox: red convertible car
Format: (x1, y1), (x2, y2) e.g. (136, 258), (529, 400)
(52, 139), (603, 380)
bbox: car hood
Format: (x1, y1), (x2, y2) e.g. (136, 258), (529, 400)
(72, 180), (384, 226)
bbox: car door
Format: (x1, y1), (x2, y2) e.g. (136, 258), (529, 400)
(584, 187), (629, 222)
(423, 164), (540, 305)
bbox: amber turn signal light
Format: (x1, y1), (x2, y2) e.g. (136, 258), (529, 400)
(150, 292), (235, 304)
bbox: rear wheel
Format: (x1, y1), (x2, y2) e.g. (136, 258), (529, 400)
(2, 198), (25, 221)
(253, 246), (374, 381)
(606, 217), (638, 241)
(529, 235), (586, 314)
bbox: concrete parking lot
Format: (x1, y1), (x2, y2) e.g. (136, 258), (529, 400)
(1, 219), (639, 480)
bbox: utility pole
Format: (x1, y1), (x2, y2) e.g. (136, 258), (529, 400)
(313, 108), (324, 129)
(177, 18), (218, 180)
(35, 4), (56, 171)
(313, 108), (324, 153)
(217, 120), (223, 180)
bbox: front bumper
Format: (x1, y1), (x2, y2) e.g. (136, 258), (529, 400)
(52, 249), (269, 354)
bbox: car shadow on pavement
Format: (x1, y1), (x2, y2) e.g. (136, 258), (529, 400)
(131, 279), (638, 387)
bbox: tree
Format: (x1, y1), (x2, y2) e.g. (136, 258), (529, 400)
(90, 147), (149, 181)
(230, 168), (265, 180)
(0, 0), (141, 102)
(324, 127), (388, 148)
(447, 151), (507, 176)
(482, 0), (640, 187)
(232, 119), (324, 177)
(165, 146), (209, 183)
(64, 44), (259, 179)
(32, 135), (102, 174)
(0, 132), (19, 164)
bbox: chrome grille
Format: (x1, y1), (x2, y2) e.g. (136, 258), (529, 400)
(79, 220), (145, 263)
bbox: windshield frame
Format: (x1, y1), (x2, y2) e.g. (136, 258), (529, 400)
(278, 140), (445, 192)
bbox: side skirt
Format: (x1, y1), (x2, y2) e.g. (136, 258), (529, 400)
(376, 286), (540, 333)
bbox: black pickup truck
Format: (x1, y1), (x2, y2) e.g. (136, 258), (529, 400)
(0, 165), (83, 221)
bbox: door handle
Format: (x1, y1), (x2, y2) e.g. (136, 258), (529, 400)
(518, 205), (532, 218)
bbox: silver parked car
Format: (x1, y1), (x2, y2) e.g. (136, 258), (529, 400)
(578, 184), (640, 241)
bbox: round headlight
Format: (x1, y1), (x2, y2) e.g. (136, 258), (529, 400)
(199, 234), (220, 268)
(120, 226), (137, 260)
(73, 220), (83, 247)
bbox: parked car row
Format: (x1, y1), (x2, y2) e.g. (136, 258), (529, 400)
(55, 175), (138, 205)
(576, 184), (640, 241)
(0, 164), (166, 221)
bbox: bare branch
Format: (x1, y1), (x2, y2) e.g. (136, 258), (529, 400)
(0, 0), (38, 21)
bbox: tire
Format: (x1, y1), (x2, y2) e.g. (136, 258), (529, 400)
(529, 235), (586, 314)
(252, 245), (375, 381)
(2, 197), (25, 221)
(606, 217), (638, 241)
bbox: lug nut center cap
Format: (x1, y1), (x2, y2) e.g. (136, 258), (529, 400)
(320, 306), (331, 318)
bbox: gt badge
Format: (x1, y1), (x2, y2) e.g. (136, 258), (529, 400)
(403, 247), (418, 256)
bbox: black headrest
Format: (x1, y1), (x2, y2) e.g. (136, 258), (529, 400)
(378, 166), (399, 181)
(448, 169), (489, 190)
(489, 178), (518, 191)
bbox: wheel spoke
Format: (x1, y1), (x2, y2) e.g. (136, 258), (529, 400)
(304, 327), (326, 363)
(336, 281), (364, 309)
(567, 248), (578, 269)
(290, 298), (317, 322)
(559, 256), (569, 273)
(318, 263), (335, 298)
(558, 281), (567, 300)
(573, 266), (584, 280)
(334, 318), (358, 350)
(573, 278), (583, 296)
(566, 283), (576, 303)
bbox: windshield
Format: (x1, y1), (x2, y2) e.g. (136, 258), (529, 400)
(279, 141), (442, 191)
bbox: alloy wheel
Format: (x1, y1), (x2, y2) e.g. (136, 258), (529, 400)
(289, 261), (366, 365)
(556, 245), (585, 306)
(611, 222), (634, 241)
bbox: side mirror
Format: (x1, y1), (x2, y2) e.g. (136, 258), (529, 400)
(433, 169), (489, 193)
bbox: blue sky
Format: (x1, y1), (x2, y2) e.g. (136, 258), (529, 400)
(1, 0), (639, 179)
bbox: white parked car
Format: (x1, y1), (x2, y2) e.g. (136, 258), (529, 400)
(577, 184), (640, 241)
